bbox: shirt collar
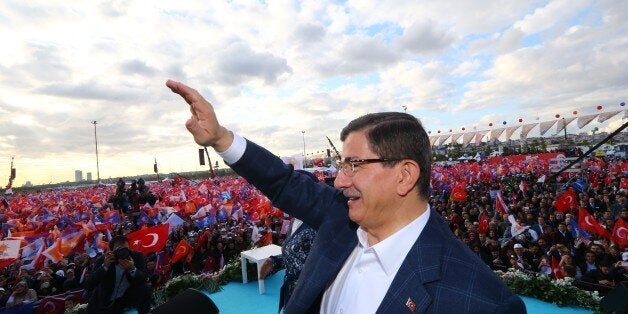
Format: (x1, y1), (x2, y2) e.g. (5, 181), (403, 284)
(356, 205), (431, 276)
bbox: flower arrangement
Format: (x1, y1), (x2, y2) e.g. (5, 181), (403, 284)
(64, 303), (87, 314)
(153, 273), (222, 307)
(495, 270), (602, 311)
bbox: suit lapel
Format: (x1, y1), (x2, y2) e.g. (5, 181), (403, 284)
(286, 219), (358, 312)
(377, 209), (444, 313)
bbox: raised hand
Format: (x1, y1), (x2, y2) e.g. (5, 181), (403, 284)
(166, 80), (233, 152)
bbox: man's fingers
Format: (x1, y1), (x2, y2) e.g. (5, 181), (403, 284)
(166, 80), (210, 115)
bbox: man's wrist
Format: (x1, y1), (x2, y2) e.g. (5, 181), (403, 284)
(218, 132), (246, 164)
(213, 127), (234, 153)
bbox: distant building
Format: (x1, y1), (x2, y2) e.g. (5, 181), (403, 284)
(22, 181), (33, 187)
(86, 172), (92, 181)
(75, 170), (83, 182)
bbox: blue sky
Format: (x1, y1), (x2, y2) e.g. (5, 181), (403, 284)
(0, 0), (626, 186)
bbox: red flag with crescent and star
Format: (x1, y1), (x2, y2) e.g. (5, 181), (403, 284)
(578, 208), (611, 239)
(171, 239), (192, 264)
(612, 218), (628, 248)
(127, 223), (169, 254)
(495, 191), (510, 215)
(450, 183), (467, 202)
(554, 188), (577, 212)
(478, 212), (489, 234)
(36, 296), (65, 314)
(551, 256), (564, 280)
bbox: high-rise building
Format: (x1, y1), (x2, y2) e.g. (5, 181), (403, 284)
(86, 172), (92, 181)
(75, 170), (83, 182)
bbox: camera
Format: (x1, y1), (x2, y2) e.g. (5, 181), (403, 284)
(114, 247), (131, 262)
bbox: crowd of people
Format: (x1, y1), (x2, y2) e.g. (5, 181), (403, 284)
(429, 154), (628, 292)
(0, 150), (626, 312)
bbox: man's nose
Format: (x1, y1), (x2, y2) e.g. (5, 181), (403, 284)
(334, 171), (352, 189)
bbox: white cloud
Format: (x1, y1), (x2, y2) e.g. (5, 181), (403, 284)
(0, 0), (626, 186)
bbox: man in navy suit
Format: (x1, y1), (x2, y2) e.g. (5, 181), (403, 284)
(167, 80), (526, 313)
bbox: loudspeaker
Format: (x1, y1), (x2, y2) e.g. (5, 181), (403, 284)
(601, 281), (628, 314)
(326, 149), (331, 157)
(199, 149), (205, 165)
(152, 288), (219, 314)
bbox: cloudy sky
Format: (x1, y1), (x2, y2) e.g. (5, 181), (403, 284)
(1, 0), (627, 186)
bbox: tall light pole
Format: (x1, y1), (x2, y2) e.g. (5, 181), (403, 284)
(92, 121), (100, 184)
(402, 105), (407, 113)
(301, 130), (306, 160)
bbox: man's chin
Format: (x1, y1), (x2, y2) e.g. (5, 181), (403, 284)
(347, 207), (363, 224)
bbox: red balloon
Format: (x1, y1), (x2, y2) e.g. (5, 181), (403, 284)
(555, 114), (560, 118)
(518, 118), (523, 123)
(597, 105), (603, 110)
(572, 110), (578, 115)
(489, 123), (493, 127)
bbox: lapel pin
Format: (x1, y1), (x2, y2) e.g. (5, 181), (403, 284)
(405, 297), (416, 312)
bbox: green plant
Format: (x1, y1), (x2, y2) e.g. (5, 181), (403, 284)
(64, 303), (87, 314)
(153, 273), (222, 307)
(496, 270), (601, 311)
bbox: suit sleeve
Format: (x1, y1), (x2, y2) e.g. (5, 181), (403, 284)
(82, 257), (107, 291)
(229, 139), (345, 229)
(127, 251), (147, 285)
(493, 294), (526, 313)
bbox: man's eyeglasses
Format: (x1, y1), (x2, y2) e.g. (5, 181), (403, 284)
(335, 158), (402, 176)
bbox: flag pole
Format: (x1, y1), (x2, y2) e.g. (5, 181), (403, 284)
(549, 120), (628, 182)
(326, 136), (341, 160)
(204, 147), (215, 178)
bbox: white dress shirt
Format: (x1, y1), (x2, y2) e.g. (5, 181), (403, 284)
(320, 209), (430, 314)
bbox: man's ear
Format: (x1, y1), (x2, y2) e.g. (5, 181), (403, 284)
(397, 160), (420, 196)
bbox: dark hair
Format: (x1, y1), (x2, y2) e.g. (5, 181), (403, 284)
(562, 265), (576, 277)
(109, 235), (129, 250)
(340, 112), (431, 199)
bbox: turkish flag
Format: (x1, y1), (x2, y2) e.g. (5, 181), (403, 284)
(578, 208), (611, 239)
(478, 212), (489, 234)
(94, 222), (112, 232)
(495, 192), (510, 215)
(171, 239), (192, 264)
(450, 184), (467, 202)
(37, 296), (65, 314)
(551, 256), (564, 280)
(127, 223), (169, 254)
(554, 188), (577, 212)
(612, 218), (628, 248)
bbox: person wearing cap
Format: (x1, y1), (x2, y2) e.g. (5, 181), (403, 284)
(5, 281), (37, 308)
(168, 80), (525, 313)
(512, 243), (532, 271)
